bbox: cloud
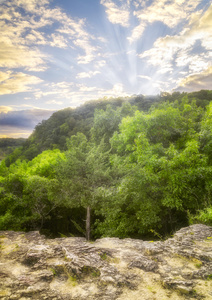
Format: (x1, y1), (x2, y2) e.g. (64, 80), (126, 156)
(12, 0), (49, 11)
(77, 54), (96, 65)
(139, 43), (174, 74)
(0, 0), (100, 80)
(34, 81), (74, 100)
(0, 0), (105, 104)
(94, 60), (107, 68)
(0, 71), (42, 95)
(78, 82), (128, 98)
(33, 80), (129, 107)
(139, 5), (212, 78)
(0, 1), (51, 71)
(176, 51), (210, 73)
(0, 128), (33, 138)
(175, 66), (212, 92)
(0, 42), (47, 71)
(110, 83), (126, 95)
(73, 39), (98, 64)
(97, 83), (129, 98)
(156, 4), (212, 50)
(133, 0), (146, 9)
(0, 106), (13, 113)
(128, 23), (145, 44)
(25, 30), (47, 45)
(100, 0), (130, 27)
(0, 109), (54, 130)
(46, 100), (63, 105)
(76, 71), (100, 79)
(49, 33), (68, 48)
(136, 0), (201, 26)
(43, 6), (99, 63)
(0, 71), (11, 82)
(79, 85), (97, 92)
(138, 75), (151, 80)
(129, 0), (202, 43)
(0, 107), (54, 138)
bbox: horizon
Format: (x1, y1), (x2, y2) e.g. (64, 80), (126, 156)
(0, 90), (209, 139)
(0, 0), (211, 138)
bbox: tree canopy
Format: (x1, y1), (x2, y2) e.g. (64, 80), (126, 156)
(1, 90), (212, 239)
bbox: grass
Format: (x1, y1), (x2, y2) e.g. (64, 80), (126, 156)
(195, 262), (202, 268)
(67, 274), (77, 286)
(50, 268), (57, 276)
(174, 253), (203, 266)
(147, 285), (156, 294)
(82, 266), (100, 278)
(91, 270), (101, 277)
(100, 252), (108, 261)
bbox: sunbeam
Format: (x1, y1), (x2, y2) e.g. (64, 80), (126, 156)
(0, 0), (211, 136)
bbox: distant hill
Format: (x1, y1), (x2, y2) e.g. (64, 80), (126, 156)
(4, 90), (212, 165)
(0, 138), (26, 161)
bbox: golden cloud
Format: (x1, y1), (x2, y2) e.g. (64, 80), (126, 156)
(176, 66), (212, 92)
(0, 106), (13, 113)
(129, 0), (202, 42)
(0, 42), (47, 71)
(0, 72), (42, 95)
(139, 4), (212, 75)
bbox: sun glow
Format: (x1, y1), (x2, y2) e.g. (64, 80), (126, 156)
(0, 0), (211, 137)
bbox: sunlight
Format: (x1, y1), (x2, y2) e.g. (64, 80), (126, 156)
(0, 0), (211, 137)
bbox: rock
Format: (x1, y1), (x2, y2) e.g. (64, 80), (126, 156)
(129, 256), (158, 272)
(176, 285), (193, 295)
(0, 224), (212, 299)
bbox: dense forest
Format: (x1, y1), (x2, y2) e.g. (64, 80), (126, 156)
(1, 90), (212, 240)
(4, 94), (160, 165)
(0, 138), (26, 161)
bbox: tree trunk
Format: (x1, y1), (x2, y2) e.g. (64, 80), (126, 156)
(86, 206), (91, 241)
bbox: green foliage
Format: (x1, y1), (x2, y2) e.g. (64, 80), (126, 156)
(189, 207), (212, 226)
(0, 138), (25, 161)
(0, 149), (65, 232)
(1, 90), (212, 238)
(97, 96), (212, 236)
(91, 102), (136, 146)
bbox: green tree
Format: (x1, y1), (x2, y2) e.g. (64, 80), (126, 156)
(91, 103), (136, 147)
(99, 100), (209, 236)
(0, 150), (65, 232)
(53, 133), (111, 240)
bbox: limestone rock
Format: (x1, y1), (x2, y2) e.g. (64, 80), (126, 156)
(0, 224), (212, 299)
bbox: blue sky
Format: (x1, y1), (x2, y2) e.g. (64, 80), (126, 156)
(0, 0), (211, 138)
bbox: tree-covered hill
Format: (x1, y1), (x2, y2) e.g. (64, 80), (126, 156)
(5, 90), (212, 165)
(5, 95), (159, 164)
(0, 138), (26, 161)
(1, 90), (212, 239)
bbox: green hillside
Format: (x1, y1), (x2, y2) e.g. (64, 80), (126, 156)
(5, 95), (159, 164)
(0, 138), (26, 161)
(6, 91), (212, 165)
(1, 90), (212, 239)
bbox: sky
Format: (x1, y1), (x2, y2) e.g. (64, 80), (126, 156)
(0, 0), (211, 138)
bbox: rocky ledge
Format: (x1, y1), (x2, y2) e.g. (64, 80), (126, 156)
(0, 224), (212, 300)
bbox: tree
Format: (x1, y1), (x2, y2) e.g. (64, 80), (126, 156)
(99, 99), (209, 236)
(91, 102), (136, 147)
(53, 133), (111, 240)
(0, 150), (65, 232)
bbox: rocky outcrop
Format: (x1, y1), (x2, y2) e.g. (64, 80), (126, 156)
(0, 224), (212, 299)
